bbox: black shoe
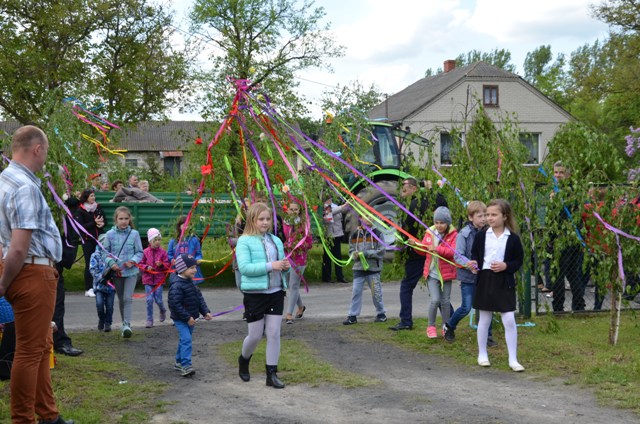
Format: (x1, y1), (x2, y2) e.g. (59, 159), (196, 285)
(343, 315), (357, 325)
(266, 365), (285, 389)
(389, 323), (413, 331)
(238, 354), (251, 382)
(55, 345), (83, 357)
(39, 416), (75, 424)
(487, 337), (498, 347)
(374, 314), (387, 323)
(104, 325), (112, 332)
(443, 323), (455, 342)
(337, 279), (350, 284)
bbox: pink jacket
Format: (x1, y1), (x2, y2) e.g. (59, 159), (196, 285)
(283, 219), (313, 267)
(419, 225), (458, 281)
(140, 246), (170, 285)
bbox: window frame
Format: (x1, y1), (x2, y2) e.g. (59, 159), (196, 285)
(518, 132), (540, 165)
(483, 85), (499, 107)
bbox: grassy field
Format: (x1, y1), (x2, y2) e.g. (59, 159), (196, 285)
(1, 312), (638, 422)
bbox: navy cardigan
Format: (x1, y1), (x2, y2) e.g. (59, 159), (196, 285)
(471, 229), (524, 289)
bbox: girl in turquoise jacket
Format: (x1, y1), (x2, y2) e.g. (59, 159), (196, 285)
(236, 202), (290, 389)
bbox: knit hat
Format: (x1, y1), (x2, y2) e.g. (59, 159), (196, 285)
(434, 206), (452, 225)
(175, 254), (198, 274)
(147, 228), (161, 242)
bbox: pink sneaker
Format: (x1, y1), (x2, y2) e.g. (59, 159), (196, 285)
(426, 326), (437, 338)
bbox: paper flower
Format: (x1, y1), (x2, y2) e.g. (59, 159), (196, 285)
(267, 159), (274, 167)
(201, 164), (212, 175)
(281, 184), (290, 193)
(195, 137), (203, 145)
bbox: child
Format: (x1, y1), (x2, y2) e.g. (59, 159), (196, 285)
(168, 215), (204, 283)
(236, 202), (290, 389)
(283, 201), (313, 324)
(89, 234), (116, 332)
(140, 228), (169, 328)
(343, 214), (386, 325)
(444, 201), (495, 346)
(103, 206), (144, 338)
(417, 206), (457, 339)
(470, 199), (525, 372)
(168, 254), (212, 377)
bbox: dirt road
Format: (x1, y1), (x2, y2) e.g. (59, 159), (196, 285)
(61, 283), (638, 424)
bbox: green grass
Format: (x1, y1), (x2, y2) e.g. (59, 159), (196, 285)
(0, 331), (168, 423)
(360, 312), (640, 414)
(218, 338), (377, 388)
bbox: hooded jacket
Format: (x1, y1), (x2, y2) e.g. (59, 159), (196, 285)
(418, 224), (458, 281)
(348, 226), (385, 273)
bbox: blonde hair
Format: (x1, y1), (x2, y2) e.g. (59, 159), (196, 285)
(243, 202), (272, 235)
(113, 206), (135, 229)
(466, 200), (487, 218)
(487, 199), (517, 233)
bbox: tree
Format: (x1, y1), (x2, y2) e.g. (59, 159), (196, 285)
(190, 0), (344, 119)
(0, 0), (191, 124)
(87, 0), (193, 123)
(591, 0), (640, 32)
(523, 45), (568, 107)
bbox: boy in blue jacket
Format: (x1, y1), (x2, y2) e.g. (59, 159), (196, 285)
(168, 254), (212, 377)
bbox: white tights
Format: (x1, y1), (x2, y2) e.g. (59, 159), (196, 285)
(242, 314), (282, 366)
(477, 310), (521, 367)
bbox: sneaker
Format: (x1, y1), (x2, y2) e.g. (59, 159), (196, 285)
(122, 324), (132, 338)
(443, 323), (455, 342)
(374, 314), (387, 323)
(159, 309), (167, 322)
(181, 366), (195, 377)
(145, 320), (153, 328)
(104, 325), (112, 333)
(98, 321), (104, 331)
(174, 362), (183, 371)
(426, 325), (437, 339)
(85, 289), (96, 298)
(342, 315), (357, 325)
(487, 336), (497, 347)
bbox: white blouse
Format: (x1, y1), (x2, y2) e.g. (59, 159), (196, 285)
(482, 227), (511, 270)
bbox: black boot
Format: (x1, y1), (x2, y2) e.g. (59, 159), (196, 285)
(238, 354), (252, 382)
(265, 364), (285, 389)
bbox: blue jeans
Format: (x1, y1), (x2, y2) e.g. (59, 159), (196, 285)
(174, 320), (194, 368)
(447, 283), (492, 336)
(95, 290), (115, 327)
(399, 257), (425, 327)
(348, 272), (385, 317)
(145, 285), (166, 322)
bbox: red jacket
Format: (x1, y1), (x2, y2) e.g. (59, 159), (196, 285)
(419, 225), (458, 281)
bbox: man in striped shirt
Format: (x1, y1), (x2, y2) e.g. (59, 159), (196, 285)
(0, 125), (73, 424)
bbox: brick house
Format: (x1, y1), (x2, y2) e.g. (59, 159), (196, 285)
(368, 60), (574, 166)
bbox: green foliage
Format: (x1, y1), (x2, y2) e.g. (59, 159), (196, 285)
(455, 48), (517, 72)
(523, 45), (568, 107)
(0, 0), (191, 124)
(190, 0), (345, 120)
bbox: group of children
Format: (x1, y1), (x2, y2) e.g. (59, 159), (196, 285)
(87, 206), (210, 377)
(342, 198), (525, 372)
(85, 195), (525, 383)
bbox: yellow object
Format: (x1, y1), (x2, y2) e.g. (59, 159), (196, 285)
(50, 346), (55, 369)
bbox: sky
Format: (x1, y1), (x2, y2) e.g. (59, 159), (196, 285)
(171, 0), (610, 120)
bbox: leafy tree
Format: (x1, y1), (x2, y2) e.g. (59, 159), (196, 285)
(523, 45), (568, 107)
(591, 0), (640, 32)
(423, 48), (516, 76)
(0, 0), (191, 124)
(190, 0), (345, 120)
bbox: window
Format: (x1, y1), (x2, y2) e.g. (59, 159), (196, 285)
(483, 85), (499, 107)
(125, 158), (138, 168)
(440, 133), (453, 165)
(164, 157), (181, 177)
(519, 132), (540, 164)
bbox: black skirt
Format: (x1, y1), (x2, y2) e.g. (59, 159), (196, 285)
(473, 270), (516, 312)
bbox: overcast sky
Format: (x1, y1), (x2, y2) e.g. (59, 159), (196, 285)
(171, 0), (610, 120)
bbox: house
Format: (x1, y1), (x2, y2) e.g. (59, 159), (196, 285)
(368, 60), (573, 166)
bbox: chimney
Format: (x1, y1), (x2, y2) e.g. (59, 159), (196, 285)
(444, 59), (456, 73)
